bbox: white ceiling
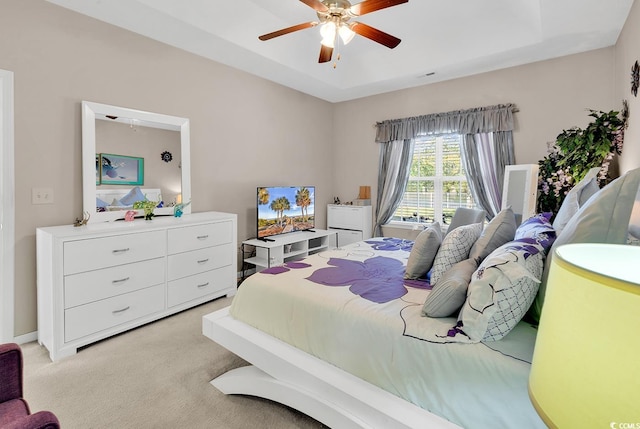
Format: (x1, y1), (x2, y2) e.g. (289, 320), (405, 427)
(46, 0), (634, 103)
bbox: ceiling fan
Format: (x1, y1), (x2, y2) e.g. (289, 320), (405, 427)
(258, 0), (408, 64)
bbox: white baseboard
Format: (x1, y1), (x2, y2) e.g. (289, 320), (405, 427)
(14, 331), (37, 345)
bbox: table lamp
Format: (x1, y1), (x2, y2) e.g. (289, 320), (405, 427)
(529, 243), (640, 428)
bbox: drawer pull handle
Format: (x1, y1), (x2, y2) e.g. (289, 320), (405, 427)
(197, 258), (209, 264)
(112, 306), (130, 314)
(112, 248), (130, 254)
(197, 235), (209, 240)
(197, 282), (210, 289)
(112, 277), (130, 284)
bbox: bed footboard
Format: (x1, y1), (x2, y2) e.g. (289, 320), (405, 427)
(203, 306), (460, 429)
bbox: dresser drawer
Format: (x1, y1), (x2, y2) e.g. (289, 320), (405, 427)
(167, 244), (232, 281)
(64, 257), (166, 309)
(168, 221), (233, 254)
(167, 265), (233, 307)
(64, 284), (165, 342)
(63, 230), (166, 275)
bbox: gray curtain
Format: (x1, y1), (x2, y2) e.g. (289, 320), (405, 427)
(461, 131), (515, 218)
(374, 139), (413, 236)
(375, 104), (516, 142)
(374, 104), (517, 226)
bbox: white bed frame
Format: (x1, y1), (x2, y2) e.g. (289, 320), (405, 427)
(203, 307), (461, 429)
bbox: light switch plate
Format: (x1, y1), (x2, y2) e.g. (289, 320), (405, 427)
(32, 187), (54, 204)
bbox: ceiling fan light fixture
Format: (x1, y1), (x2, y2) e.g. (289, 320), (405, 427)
(338, 24), (355, 45)
(320, 21), (337, 47)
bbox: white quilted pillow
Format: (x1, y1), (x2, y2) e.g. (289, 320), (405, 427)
(430, 222), (482, 285)
(457, 240), (544, 341)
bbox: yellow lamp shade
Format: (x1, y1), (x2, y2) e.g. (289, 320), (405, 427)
(529, 243), (640, 428)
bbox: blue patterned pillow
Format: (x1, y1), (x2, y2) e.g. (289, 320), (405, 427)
(514, 213), (556, 253)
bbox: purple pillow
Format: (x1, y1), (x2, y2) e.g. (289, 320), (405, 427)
(514, 213), (556, 252)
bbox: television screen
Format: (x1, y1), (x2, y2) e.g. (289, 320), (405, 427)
(257, 186), (315, 239)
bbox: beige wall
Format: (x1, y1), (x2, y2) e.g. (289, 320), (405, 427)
(616, 0), (640, 173)
(0, 1), (334, 336)
(1, 0), (638, 337)
(332, 48), (618, 208)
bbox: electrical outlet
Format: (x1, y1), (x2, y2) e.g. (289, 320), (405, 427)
(32, 187), (54, 205)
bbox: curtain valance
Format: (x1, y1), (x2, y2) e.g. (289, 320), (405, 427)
(375, 103), (516, 143)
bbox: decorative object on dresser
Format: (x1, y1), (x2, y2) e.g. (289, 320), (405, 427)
(36, 212), (237, 362)
(173, 200), (191, 218)
(327, 204), (372, 247)
(73, 211), (90, 227)
(133, 199), (161, 220)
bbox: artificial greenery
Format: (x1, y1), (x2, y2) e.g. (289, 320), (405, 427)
(536, 109), (626, 216)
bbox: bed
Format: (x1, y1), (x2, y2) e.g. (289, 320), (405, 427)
(202, 168), (640, 429)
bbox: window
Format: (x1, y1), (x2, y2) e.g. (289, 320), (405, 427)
(391, 134), (475, 225)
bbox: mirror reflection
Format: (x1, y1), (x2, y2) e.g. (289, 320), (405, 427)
(82, 101), (191, 223)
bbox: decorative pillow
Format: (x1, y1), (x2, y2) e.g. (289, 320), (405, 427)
(430, 222), (482, 285)
(96, 197), (109, 208)
(119, 186), (146, 206)
(422, 257), (479, 318)
(457, 240), (545, 341)
(404, 222), (442, 280)
(514, 212), (556, 253)
(468, 207), (517, 262)
(552, 167), (601, 233)
(530, 167), (640, 324)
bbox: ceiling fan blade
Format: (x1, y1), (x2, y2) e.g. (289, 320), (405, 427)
(299, 0), (329, 13)
(351, 22), (401, 48)
(259, 22), (317, 41)
(318, 45), (334, 63)
(349, 0), (408, 16)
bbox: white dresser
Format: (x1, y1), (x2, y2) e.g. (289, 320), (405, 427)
(327, 204), (373, 246)
(36, 211), (237, 361)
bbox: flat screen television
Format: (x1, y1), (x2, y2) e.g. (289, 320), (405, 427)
(257, 186), (315, 239)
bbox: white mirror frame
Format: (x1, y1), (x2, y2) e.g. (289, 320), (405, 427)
(501, 164), (539, 225)
(82, 101), (191, 223)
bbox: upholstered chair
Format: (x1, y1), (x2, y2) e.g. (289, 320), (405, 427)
(445, 207), (486, 236)
(0, 343), (60, 429)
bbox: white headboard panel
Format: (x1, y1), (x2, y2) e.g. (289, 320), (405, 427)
(96, 188), (162, 208)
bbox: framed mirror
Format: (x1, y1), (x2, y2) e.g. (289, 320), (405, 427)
(82, 101), (191, 223)
(501, 164), (539, 225)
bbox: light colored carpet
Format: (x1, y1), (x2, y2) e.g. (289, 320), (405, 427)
(21, 297), (327, 429)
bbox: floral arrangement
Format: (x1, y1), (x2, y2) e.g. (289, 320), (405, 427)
(536, 108), (627, 217)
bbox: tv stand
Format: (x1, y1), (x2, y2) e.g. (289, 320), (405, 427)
(242, 229), (337, 277)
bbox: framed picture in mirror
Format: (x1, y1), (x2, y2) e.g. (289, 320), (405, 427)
(99, 153), (144, 185)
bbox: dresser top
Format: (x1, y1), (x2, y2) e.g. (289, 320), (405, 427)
(36, 211), (236, 238)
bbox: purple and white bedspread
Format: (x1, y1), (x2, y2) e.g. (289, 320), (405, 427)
(230, 238), (545, 429)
